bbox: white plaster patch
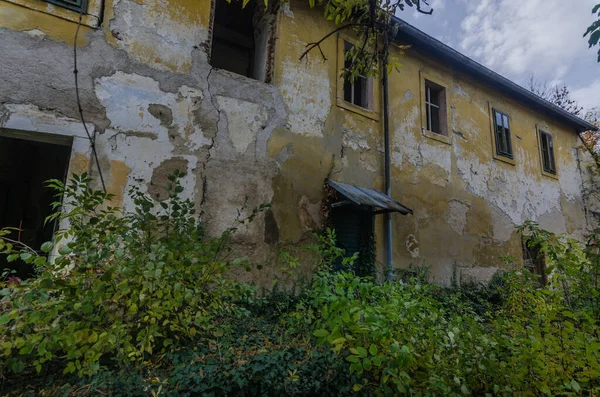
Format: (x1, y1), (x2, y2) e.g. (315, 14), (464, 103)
(216, 96), (268, 154)
(455, 143), (563, 229)
(95, 72), (210, 149)
(279, 57), (331, 137)
(446, 200), (470, 235)
(392, 106), (420, 167)
(23, 29), (46, 39)
(342, 128), (370, 151)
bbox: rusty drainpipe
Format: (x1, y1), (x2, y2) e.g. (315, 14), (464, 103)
(382, 31), (393, 281)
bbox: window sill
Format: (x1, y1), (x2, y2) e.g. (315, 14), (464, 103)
(541, 170), (558, 180)
(3, 0), (101, 28)
(336, 98), (380, 122)
(493, 153), (516, 166)
(422, 128), (452, 145)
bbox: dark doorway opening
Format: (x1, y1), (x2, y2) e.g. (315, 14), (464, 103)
(330, 206), (375, 277)
(0, 134), (72, 279)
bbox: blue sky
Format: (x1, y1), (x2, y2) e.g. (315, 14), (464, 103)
(400, 0), (600, 112)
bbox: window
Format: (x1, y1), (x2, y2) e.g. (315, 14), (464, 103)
(522, 237), (547, 286)
(342, 41), (372, 110)
(210, 0), (272, 81)
(493, 109), (513, 158)
(539, 130), (556, 174)
(44, 0), (87, 12)
(424, 80), (447, 135)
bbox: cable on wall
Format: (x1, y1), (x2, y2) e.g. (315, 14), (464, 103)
(73, 9), (107, 193)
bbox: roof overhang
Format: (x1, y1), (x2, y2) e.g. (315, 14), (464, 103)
(391, 17), (598, 134)
(328, 180), (413, 215)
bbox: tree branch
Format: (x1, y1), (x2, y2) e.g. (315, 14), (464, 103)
(299, 23), (367, 61)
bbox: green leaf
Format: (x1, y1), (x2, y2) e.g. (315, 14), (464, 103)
(356, 346), (368, 357)
(6, 254), (18, 262)
(313, 329), (330, 337)
(352, 384), (363, 392)
(346, 355), (359, 363)
(40, 241), (54, 253)
(369, 344), (378, 356)
(571, 380), (581, 393)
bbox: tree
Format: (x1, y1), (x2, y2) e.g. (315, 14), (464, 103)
(528, 76), (583, 116)
(585, 4), (600, 62)
(298, 0), (434, 80)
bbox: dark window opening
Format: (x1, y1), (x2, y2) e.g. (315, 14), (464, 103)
(343, 41), (371, 110)
(44, 0), (87, 13)
(522, 237), (547, 286)
(210, 0), (272, 81)
(425, 80), (447, 135)
(540, 130), (556, 174)
(330, 206), (375, 277)
(0, 135), (72, 280)
(493, 109), (513, 158)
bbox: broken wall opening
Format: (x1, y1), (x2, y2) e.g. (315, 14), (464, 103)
(0, 132), (72, 279)
(210, 0), (275, 82)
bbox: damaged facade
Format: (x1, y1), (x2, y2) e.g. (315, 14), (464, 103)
(0, 0), (598, 283)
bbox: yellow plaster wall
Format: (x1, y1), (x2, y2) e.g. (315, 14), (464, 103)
(270, 2), (590, 282)
(0, 0), (91, 45)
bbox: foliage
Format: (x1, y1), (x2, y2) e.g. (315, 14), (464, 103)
(0, 172), (258, 376)
(2, 176), (600, 396)
(528, 76), (583, 116)
(585, 3), (600, 62)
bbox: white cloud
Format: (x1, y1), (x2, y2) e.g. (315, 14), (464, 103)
(459, 0), (598, 82)
(572, 79), (600, 111)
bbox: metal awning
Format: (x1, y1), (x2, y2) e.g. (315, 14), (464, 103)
(328, 180), (413, 215)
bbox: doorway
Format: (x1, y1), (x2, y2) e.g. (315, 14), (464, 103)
(0, 134), (72, 279)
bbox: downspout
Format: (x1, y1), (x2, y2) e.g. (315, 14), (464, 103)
(382, 31), (393, 281)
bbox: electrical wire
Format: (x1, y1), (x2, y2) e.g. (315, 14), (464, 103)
(74, 9), (107, 193)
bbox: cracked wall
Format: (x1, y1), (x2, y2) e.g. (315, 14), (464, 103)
(0, 0), (595, 285)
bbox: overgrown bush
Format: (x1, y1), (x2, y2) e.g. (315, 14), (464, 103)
(0, 172), (258, 376)
(1, 176), (600, 396)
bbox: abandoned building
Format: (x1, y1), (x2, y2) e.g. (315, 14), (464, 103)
(0, 0), (598, 283)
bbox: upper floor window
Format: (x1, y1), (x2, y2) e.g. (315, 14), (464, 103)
(539, 130), (556, 174)
(424, 80), (447, 136)
(342, 41), (372, 110)
(493, 109), (513, 159)
(44, 0), (87, 12)
(210, 0), (273, 82)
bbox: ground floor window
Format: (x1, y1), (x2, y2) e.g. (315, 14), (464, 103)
(0, 134), (71, 279)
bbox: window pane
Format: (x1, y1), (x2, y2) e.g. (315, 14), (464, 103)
(426, 104), (431, 131)
(496, 125), (506, 153)
(503, 114), (509, 130)
(504, 128), (512, 155)
(495, 111), (503, 128)
(431, 106), (441, 134)
(429, 87), (440, 106)
(358, 76), (368, 108)
(344, 79), (352, 103)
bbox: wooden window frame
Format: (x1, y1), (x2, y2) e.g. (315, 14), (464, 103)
(539, 130), (556, 175)
(336, 35), (379, 121)
(424, 80), (447, 136)
(493, 109), (513, 159)
(4, 0), (102, 28)
(420, 73), (451, 145)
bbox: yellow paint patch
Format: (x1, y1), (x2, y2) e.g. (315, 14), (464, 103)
(108, 160), (131, 208)
(0, 1), (90, 45)
(69, 152), (90, 175)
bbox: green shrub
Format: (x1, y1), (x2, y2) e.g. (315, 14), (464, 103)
(0, 172), (257, 376)
(1, 176), (600, 396)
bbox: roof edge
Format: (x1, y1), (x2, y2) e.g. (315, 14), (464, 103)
(391, 17), (598, 133)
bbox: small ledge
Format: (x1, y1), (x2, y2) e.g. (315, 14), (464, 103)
(422, 128), (452, 145)
(541, 169), (559, 180)
(336, 98), (380, 122)
(493, 153), (516, 166)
